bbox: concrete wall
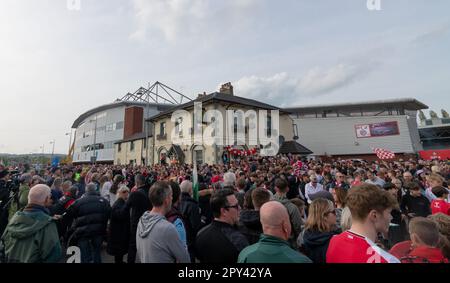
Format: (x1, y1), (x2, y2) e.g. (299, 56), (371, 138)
(292, 115), (418, 156)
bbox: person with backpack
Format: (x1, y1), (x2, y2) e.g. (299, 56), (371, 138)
(136, 181), (189, 263)
(273, 178), (303, 249)
(165, 181), (187, 248)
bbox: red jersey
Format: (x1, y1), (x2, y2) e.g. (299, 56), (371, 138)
(390, 241), (449, 263)
(431, 199), (450, 215)
(326, 231), (400, 263)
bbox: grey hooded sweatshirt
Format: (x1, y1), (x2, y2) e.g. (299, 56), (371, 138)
(136, 211), (190, 263)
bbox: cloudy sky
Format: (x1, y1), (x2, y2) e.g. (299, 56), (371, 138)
(0, 0), (449, 154)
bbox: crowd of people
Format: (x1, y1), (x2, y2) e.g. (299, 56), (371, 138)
(0, 154), (449, 263)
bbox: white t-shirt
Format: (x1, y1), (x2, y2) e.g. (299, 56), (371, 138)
(101, 181), (112, 201)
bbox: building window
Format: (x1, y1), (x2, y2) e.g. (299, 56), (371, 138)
(442, 118), (450, 124)
(160, 122), (166, 136)
(267, 115), (272, 136)
(425, 120), (433, 126)
(118, 143), (122, 152)
(175, 118), (183, 136)
(143, 138), (147, 149)
(193, 146), (204, 165)
(130, 141), (135, 152)
(106, 122), (122, 132)
(96, 112), (107, 119)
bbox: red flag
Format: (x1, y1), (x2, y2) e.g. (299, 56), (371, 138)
(372, 147), (395, 160)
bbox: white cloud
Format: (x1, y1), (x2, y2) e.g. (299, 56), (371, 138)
(411, 23), (450, 45)
(233, 62), (377, 107)
(130, 0), (258, 42)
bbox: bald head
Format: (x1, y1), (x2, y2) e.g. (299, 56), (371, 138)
(28, 184), (52, 206)
(180, 180), (193, 195)
(260, 201), (291, 240)
(260, 201), (289, 226)
(403, 172), (413, 179)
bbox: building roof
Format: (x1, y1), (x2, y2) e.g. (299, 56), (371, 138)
(72, 101), (175, 128)
(114, 132), (152, 144)
(278, 141), (313, 155)
(147, 92), (283, 122)
(284, 98), (428, 114)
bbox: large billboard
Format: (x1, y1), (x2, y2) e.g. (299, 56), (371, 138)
(355, 121), (400, 138)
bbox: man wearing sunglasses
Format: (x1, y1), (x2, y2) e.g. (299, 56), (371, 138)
(326, 173), (350, 191)
(195, 189), (249, 263)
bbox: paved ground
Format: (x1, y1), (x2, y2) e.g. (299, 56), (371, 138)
(61, 242), (123, 263)
(100, 243), (116, 263)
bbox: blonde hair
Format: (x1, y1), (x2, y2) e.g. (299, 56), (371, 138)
(428, 213), (450, 240)
(340, 206), (352, 231)
(428, 213), (450, 259)
(117, 185), (130, 194)
(305, 198), (335, 233)
(427, 173), (444, 186)
(431, 165), (441, 174)
(409, 217), (440, 247)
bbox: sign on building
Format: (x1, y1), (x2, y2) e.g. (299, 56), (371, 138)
(355, 121), (400, 138)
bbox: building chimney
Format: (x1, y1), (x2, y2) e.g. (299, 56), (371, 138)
(220, 82), (234, 95)
(197, 92), (207, 99)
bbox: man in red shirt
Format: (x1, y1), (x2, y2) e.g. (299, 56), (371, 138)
(326, 183), (400, 263)
(430, 186), (450, 215)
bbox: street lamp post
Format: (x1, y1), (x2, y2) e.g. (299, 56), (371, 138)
(65, 130), (73, 159)
(90, 117), (98, 164)
(39, 145), (45, 167)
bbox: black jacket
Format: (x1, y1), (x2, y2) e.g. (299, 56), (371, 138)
(286, 174), (299, 199)
(180, 193), (201, 249)
(126, 186), (151, 243)
(66, 191), (111, 241)
(198, 193), (213, 227)
(302, 229), (340, 263)
(49, 195), (76, 240)
(107, 198), (130, 256)
(0, 180), (9, 208)
(195, 220), (249, 263)
(400, 193), (431, 217)
(238, 210), (262, 245)
(0, 180), (9, 237)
